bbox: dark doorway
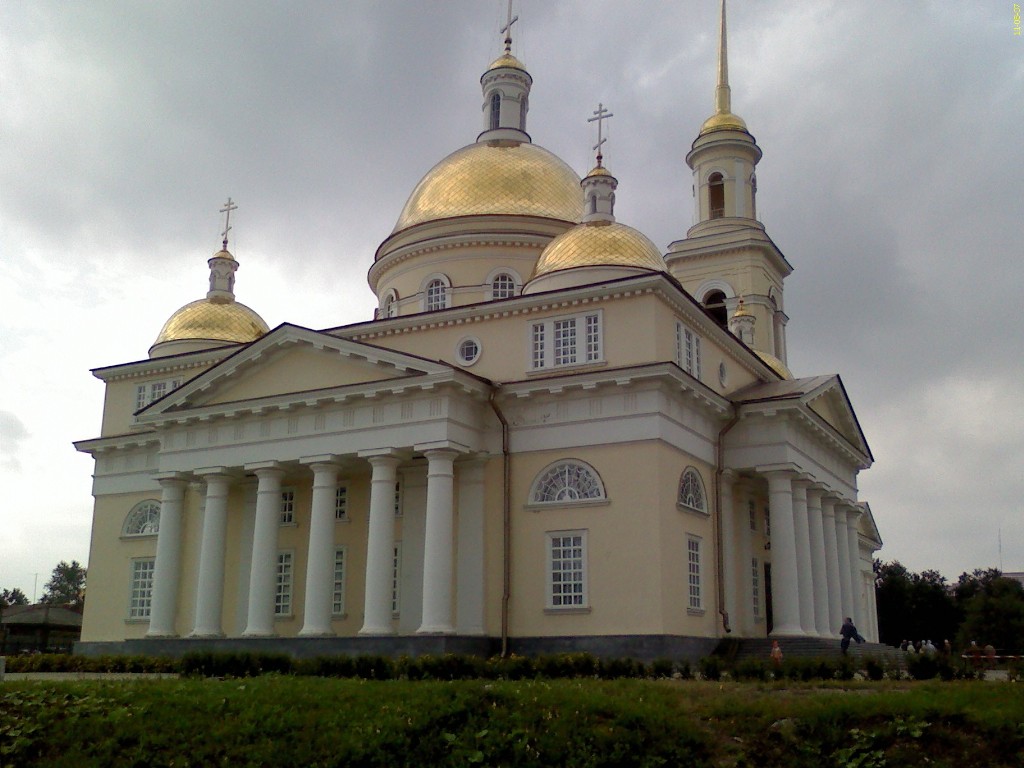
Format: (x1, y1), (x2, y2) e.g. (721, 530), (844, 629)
(764, 563), (773, 635)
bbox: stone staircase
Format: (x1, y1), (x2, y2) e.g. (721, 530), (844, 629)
(717, 637), (905, 666)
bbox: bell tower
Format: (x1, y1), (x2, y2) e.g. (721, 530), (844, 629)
(665, 0), (793, 367)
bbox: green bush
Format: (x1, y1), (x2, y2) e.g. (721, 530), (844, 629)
(863, 656), (885, 681)
(732, 658), (769, 681)
(698, 655), (723, 681)
(649, 657), (675, 679)
(907, 653), (940, 680)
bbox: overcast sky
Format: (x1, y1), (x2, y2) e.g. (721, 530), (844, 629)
(1, 1), (1021, 601)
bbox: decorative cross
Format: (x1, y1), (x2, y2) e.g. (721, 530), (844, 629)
(587, 103), (614, 165)
(501, 0), (518, 53)
(219, 197), (237, 249)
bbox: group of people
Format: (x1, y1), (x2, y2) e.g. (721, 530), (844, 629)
(899, 638), (950, 655)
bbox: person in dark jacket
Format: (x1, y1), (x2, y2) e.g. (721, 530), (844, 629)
(839, 617), (864, 654)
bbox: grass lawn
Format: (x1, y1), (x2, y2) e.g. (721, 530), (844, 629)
(2, 677), (1022, 767)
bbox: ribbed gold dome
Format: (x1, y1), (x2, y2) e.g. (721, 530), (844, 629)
(700, 110), (749, 135)
(153, 298), (269, 347)
(534, 221), (665, 278)
(487, 53), (526, 71)
(756, 351), (793, 380)
(392, 141), (582, 233)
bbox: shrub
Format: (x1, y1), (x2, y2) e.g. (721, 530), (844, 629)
(732, 659), (769, 681)
(650, 657), (675, 679)
(906, 653), (939, 680)
(698, 655), (722, 681)
(597, 656), (643, 680)
(863, 656), (885, 681)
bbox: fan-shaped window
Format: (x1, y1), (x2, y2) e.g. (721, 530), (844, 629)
(703, 289), (728, 328)
(424, 276), (450, 312)
(678, 468), (707, 513)
(530, 460), (606, 505)
(491, 272), (516, 300)
(123, 500), (161, 536)
(708, 172), (725, 219)
(489, 92), (501, 130)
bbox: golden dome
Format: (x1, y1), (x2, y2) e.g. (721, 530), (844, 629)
(487, 53), (527, 71)
(393, 141), (582, 233)
(756, 351), (794, 380)
(700, 110), (748, 135)
(585, 165), (614, 178)
(153, 298), (269, 347)
(534, 221), (665, 278)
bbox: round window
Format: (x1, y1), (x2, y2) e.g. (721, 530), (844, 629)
(457, 337), (482, 366)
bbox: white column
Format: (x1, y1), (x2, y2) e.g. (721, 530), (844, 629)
(719, 471), (738, 634)
(834, 505), (855, 625)
(418, 449), (458, 634)
(456, 458), (487, 635)
(765, 471), (802, 636)
(300, 462), (341, 636)
(791, 480), (817, 635)
(243, 466), (284, 637)
(820, 496), (844, 635)
(360, 455), (400, 635)
(846, 508), (864, 628)
(191, 471), (232, 637)
(805, 488), (832, 637)
(147, 475), (187, 637)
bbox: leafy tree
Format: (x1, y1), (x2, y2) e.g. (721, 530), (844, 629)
(40, 560), (87, 607)
(955, 573), (1024, 653)
(874, 559), (958, 647)
(0, 587), (29, 606)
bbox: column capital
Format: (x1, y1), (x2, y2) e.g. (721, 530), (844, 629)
(244, 460), (286, 476)
(720, 468), (738, 483)
(300, 454), (344, 467)
(423, 448), (461, 462)
(414, 440), (470, 455)
(195, 466), (241, 481)
(155, 472), (188, 487)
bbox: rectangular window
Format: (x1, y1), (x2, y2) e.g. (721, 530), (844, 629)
(151, 381), (167, 401)
(751, 557), (761, 619)
(530, 311), (602, 370)
(547, 530), (587, 609)
(687, 536), (703, 610)
(393, 481), (402, 518)
(391, 542), (402, 615)
(748, 500), (757, 531)
(128, 558), (155, 619)
(280, 488), (295, 525)
(334, 485), (348, 521)
(135, 377), (185, 411)
(136, 385), (148, 411)
(275, 551), (293, 615)
(675, 321), (702, 380)
(332, 546), (347, 615)
(764, 505), (771, 541)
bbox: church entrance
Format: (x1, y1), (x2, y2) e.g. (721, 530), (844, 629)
(763, 563), (773, 635)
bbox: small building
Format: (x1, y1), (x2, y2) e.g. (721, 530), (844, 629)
(0, 604), (84, 654)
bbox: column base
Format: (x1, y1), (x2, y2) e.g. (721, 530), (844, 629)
(188, 630), (225, 639)
(358, 627), (396, 637)
(769, 625), (805, 638)
(298, 629), (337, 638)
(145, 631), (179, 639)
(241, 630), (278, 638)
(416, 626), (455, 635)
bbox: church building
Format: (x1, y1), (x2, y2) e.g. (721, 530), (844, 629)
(75, 3), (882, 660)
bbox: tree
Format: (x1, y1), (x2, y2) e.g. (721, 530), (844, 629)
(40, 560), (87, 607)
(955, 573), (1024, 653)
(874, 559), (959, 647)
(0, 588), (29, 607)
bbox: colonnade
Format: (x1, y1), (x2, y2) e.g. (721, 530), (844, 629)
(146, 449), (482, 639)
(724, 471), (872, 639)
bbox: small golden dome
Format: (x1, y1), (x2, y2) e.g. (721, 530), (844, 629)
(393, 141), (582, 232)
(585, 165), (614, 179)
(210, 249), (237, 262)
(534, 221), (665, 278)
(487, 53), (527, 72)
(755, 351), (793, 380)
(153, 298), (269, 347)
(699, 110), (749, 135)
(733, 296), (751, 317)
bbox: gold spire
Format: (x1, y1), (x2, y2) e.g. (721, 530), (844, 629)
(700, 0), (748, 135)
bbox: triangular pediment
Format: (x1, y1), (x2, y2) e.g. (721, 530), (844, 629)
(803, 376), (873, 461)
(141, 323), (455, 416)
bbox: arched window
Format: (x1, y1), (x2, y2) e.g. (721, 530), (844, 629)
(489, 92), (501, 130)
(491, 272), (516, 300)
(424, 277), (449, 311)
(708, 172), (725, 219)
(703, 289), (728, 328)
(123, 500), (161, 536)
(678, 468), (707, 513)
(519, 96), (528, 131)
(381, 290), (398, 318)
(530, 460), (606, 504)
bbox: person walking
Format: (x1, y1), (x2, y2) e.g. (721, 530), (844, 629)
(839, 617), (864, 654)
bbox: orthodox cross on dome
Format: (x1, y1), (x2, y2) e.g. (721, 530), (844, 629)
(219, 197), (237, 250)
(500, 0), (518, 54)
(587, 103), (614, 167)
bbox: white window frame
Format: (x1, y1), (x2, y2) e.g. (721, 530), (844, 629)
(275, 550), (294, 616)
(332, 546), (347, 616)
(391, 541), (402, 616)
(380, 289), (398, 319)
(122, 500), (161, 537)
(334, 484), (349, 522)
(456, 336), (482, 367)
(674, 321), (702, 380)
(528, 460), (607, 507)
(128, 557), (156, 620)
(135, 377), (183, 411)
(687, 535), (703, 612)
(677, 467), (708, 515)
(422, 274), (451, 312)
(546, 530), (588, 610)
(529, 310), (603, 371)
(752, 557), (761, 619)
(279, 488), (296, 525)
(486, 269), (521, 301)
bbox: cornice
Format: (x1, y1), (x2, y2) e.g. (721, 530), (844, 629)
(737, 399), (872, 470)
(92, 348), (234, 382)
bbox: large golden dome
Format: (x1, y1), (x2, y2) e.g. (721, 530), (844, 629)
(534, 221), (665, 278)
(153, 298), (269, 347)
(392, 141), (582, 233)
